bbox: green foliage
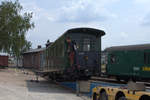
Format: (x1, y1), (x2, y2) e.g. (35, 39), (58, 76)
(0, 0), (34, 58)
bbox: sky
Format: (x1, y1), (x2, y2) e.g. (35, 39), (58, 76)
(3, 0), (150, 50)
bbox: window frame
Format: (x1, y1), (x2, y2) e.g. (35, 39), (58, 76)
(110, 54), (116, 64)
(144, 52), (150, 65)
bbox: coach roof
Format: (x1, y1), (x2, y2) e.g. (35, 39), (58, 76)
(105, 44), (150, 51)
(66, 28), (105, 37)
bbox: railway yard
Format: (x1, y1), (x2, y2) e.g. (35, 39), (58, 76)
(0, 68), (86, 100)
(1, 67), (150, 100)
(1, 28), (150, 100)
(1, 0), (150, 99)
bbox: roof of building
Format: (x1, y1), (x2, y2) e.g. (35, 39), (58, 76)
(105, 44), (150, 51)
(0, 53), (8, 56)
(23, 47), (46, 54)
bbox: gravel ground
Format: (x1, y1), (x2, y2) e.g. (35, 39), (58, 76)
(0, 68), (87, 100)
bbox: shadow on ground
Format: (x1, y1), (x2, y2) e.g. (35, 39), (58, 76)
(26, 80), (74, 94)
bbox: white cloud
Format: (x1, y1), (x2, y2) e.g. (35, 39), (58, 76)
(21, 2), (55, 22)
(54, 0), (118, 23)
(17, 0), (150, 49)
(19, 0), (119, 23)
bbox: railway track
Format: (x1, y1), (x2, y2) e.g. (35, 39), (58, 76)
(90, 76), (126, 84)
(90, 76), (150, 89)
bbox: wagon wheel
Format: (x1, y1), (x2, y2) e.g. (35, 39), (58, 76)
(118, 96), (127, 100)
(99, 91), (108, 100)
(116, 77), (121, 81)
(93, 93), (98, 100)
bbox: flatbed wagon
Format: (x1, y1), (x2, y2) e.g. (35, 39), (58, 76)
(92, 82), (150, 100)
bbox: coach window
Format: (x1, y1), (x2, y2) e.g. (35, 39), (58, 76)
(54, 47), (56, 56)
(50, 49), (52, 56)
(48, 49), (50, 56)
(110, 54), (116, 64)
(61, 43), (64, 57)
(91, 40), (96, 51)
(83, 38), (91, 51)
(144, 52), (150, 64)
(52, 48), (54, 57)
(56, 45), (58, 56)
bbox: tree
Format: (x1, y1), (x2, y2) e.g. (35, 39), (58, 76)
(0, 0), (34, 66)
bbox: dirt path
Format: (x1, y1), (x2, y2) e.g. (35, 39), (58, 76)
(0, 68), (83, 100)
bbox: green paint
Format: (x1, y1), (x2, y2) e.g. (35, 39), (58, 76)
(107, 50), (150, 79)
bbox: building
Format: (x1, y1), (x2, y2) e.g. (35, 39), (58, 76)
(0, 55), (8, 68)
(22, 45), (46, 70)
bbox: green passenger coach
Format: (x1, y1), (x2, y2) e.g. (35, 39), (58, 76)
(105, 44), (150, 81)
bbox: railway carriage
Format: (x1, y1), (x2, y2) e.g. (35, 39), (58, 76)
(105, 44), (150, 81)
(43, 28), (105, 80)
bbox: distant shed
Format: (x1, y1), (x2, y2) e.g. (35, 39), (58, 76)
(0, 55), (8, 67)
(22, 46), (46, 70)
